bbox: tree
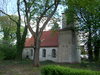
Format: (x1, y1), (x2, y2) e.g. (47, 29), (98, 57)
(66, 0), (100, 61)
(0, 0), (27, 59)
(0, 15), (17, 44)
(0, 0), (28, 60)
(51, 21), (60, 31)
(21, 0), (60, 67)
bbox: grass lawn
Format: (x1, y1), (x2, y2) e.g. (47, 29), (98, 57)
(0, 60), (100, 75)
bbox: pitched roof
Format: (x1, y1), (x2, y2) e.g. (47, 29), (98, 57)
(25, 31), (59, 47)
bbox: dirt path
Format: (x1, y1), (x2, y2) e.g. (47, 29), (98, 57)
(0, 64), (41, 75)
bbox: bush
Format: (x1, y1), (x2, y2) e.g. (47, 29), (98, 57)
(0, 44), (17, 60)
(41, 65), (100, 75)
(41, 60), (55, 64)
(0, 51), (5, 60)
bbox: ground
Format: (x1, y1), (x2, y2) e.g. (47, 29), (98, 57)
(0, 60), (100, 75)
(0, 60), (41, 75)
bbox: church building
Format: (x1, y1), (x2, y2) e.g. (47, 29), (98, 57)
(22, 13), (80, 63)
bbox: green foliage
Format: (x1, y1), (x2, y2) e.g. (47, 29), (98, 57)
(40, 60), (55, 65)
(67, 0), (100, 14)
(21, 0), (58, 18)
(0, 15), (27, 60)
(65, 0), (100, 25)
(41, 65), (100, 75)
(0, 44), (17, 60)
(0, 15), (17, 42)
(65, 0), (100, 61)
(0, 51), (5, 60)
(51, 22), (60, 31)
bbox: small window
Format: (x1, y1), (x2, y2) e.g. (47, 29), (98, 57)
(42, 49), (46, 57)
(52, 49), (56, 58)
(31, 49), (33, 56)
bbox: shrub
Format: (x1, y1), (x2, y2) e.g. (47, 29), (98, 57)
(41, 65), (100, 75)
(0, 44), (17, 60)
(0, 51), (5, 60)
(41, 60), (55, 64)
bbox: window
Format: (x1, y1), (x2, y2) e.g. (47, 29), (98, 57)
(52, 49), (56, 58)
(42, 49), (46, 57)
(31, 49), (33, 56)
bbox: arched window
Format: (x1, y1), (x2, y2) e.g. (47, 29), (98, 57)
(42, 49), (46, 57)
(52, 49), (56, 58)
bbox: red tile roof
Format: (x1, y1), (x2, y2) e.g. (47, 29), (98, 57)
(25, 31), (59, 47)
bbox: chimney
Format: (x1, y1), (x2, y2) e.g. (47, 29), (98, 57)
(62, 13), (67, 29)
(62, 12), (75, 29)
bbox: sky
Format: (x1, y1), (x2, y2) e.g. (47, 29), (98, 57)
(6, 0), (65, 15)
(7, 0), (17, 14)
(0, 0), (17, 14)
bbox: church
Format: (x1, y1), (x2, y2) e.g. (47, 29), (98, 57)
(22, 13), (80, 63)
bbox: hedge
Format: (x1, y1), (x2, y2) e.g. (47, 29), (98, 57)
(41, 65), (100, 75)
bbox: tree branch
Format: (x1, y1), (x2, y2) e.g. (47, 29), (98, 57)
(79, 9), (87, 23)
(37, 3), (55, 25)
(23, 0), (36, 37)
(0, 10), (18, 24)
(39, 0), (59, 38)
(17, 0), (21, 26)
(35, 0), (55, 36)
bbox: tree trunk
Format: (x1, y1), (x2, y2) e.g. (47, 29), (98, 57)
(94, 40), (100, 61)
(16, 25), (27, 60)
(16, 45), (23, 60)
(87, 29), (93, 62)
(33, 38), (41, 67)
(16, 22), (22, 59)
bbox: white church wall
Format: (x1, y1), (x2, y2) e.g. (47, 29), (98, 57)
(22, 48), (34, 60)
(22, 47), (58, 62)
(39, 47), (57, 62)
